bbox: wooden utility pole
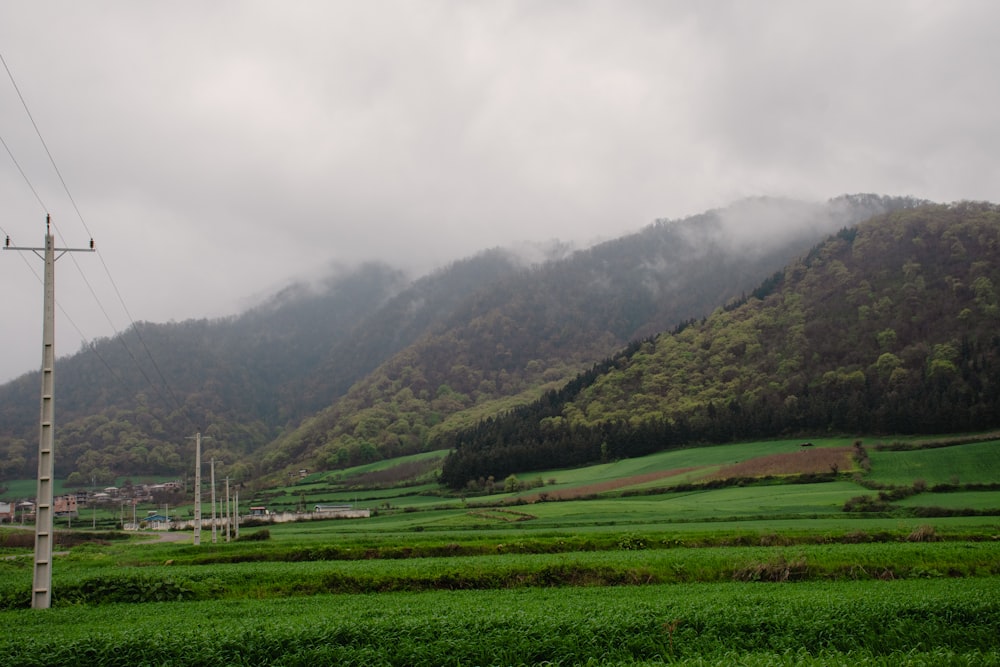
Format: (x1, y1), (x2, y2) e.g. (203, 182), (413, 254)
(3, 216), (93, 609)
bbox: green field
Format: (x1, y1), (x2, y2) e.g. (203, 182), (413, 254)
(1, 578), (998, 666)
(866, 440), (1000, 486)
(1, 434), (999, 664)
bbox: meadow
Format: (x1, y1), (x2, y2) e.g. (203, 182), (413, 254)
(0, 434), (998, 665)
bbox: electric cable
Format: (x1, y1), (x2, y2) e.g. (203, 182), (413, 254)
(0, 132), (47, 212)
(1, 51), (198, 431)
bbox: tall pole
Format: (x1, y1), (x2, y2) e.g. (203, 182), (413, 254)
(210, 457), (217, 544)
(224, 476), (231, 543)
(4, 217), (93, 610)
(34, 227), (56, 609)
(192, 433), (202, 546)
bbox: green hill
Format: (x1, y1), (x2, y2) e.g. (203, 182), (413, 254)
(439, 202), (1000, 487)
(256, 195), (922, 478)
(0, 194), (930, 486)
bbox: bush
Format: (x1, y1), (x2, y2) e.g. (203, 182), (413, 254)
(843, 495), (891, 513)
(617, 534), (647, 550)
(236, 529), (271, 542)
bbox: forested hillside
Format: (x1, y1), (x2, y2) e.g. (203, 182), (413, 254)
(439, 202), (1000, 487)
(0, 195), (925, 485)
(0, 253), (524, 482)
(257, 195), (921, 475)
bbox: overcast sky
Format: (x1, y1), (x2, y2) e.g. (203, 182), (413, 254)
(1, 1), (998, 383)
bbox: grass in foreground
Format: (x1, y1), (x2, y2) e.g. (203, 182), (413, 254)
(1, 578), (997, 666)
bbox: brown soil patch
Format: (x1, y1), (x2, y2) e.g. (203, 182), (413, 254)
(706, 447), (854, 479)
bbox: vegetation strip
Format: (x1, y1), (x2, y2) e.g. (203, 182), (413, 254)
(2, 539), (998, 608)
(1, 578), (997, 666)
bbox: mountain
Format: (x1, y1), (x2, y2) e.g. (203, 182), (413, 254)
(439, 202), (1000, 487)
(0, 253), (524, 482)
(255, 195), (924, 476)
(0, 194), (926, 485)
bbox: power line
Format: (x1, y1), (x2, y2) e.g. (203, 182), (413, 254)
(0, 132), (48, 212)
(1, 52), (88, 234)
(4, 224), (183, 431)
(0, 222), (43, 283)
(1, 51), (197, 431)
(46, 219), (186, 415)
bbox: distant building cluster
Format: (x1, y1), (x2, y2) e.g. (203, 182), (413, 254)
(2, 480), (183, 523)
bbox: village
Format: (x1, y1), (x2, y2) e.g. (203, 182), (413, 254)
(0, 479), (369, 531)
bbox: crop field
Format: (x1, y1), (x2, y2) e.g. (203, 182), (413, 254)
(0, 566), (997, 665)
(866, 440), (1000, 486)
(2, 515), (999, 665)
(2, 434), (999, 664)
(896, 490), (1000, 511)
(257, 439), (862, 512)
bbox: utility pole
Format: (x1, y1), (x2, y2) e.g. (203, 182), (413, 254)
(3, 216), (94, 610)
(187, 433), (213, 546)
(224, 476), (231, 542)
(210, 457), (217, 543)
(190, 433), (202, 546)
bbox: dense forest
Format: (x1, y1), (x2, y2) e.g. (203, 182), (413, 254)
(0, 195), (929, 485)
(439, 202), (1000, 488)
(252, 195), (917, 476)
(0, 253), (523, 482)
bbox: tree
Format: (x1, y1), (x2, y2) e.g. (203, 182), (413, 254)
(504, 474), (521, 493)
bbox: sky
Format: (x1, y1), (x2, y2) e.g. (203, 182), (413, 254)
(1, 1), (998, 384)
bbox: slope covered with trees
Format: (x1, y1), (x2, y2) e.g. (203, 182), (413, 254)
(0, 195), (927, 484)
(0, 253), (523, 482)
(439, 202), (1000, 487)
(259, 195), (923, 475)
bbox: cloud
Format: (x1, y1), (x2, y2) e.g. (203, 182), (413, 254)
(1, 1), (999, 382)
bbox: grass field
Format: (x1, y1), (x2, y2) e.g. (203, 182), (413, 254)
(1, 434), (999, 664)
(866, 440), (1000, 486)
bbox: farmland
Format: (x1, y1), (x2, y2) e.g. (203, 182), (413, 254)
(1, 435), (999, 664)
(1, 579), (998, 666)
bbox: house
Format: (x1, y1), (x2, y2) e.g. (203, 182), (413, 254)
(0, 501), (14, 523)
(53, 495), (78, 517)
(249, 506), (269, 516)
(148, 482), (180, 494)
